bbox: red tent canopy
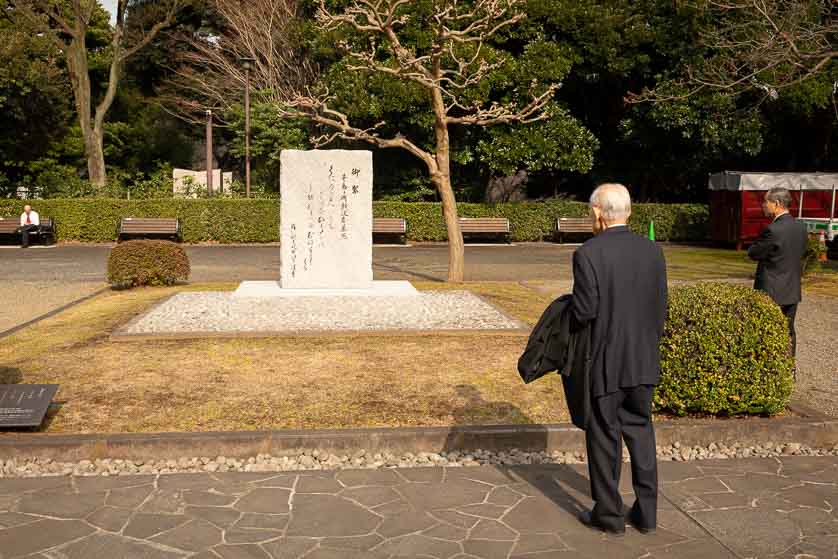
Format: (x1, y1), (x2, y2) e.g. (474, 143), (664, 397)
(708, 172), (838, 248)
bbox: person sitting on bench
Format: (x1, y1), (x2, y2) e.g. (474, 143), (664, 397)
(19, 205), (40, 248)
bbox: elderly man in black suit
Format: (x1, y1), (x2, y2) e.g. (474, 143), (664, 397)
(748, 188), (808, 357)
(571, 183), (668, 535)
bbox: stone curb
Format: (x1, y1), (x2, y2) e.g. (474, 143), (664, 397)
(1, 410), (836, 461)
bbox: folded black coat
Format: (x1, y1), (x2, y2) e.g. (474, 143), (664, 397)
(518, 294), (592, 430)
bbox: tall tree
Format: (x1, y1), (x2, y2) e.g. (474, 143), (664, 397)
(0, 1), (72, 195)
(631, 0), (837, 105)
(622, 0), (837, 185)
(175, 0), (562, 282)
(7, 0), (184, 188)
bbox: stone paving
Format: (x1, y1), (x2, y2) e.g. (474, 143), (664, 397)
(1, 456), (836, 558)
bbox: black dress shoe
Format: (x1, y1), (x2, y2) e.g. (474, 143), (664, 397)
(626, 511), (656, 535)
(578, 510), (625, 536)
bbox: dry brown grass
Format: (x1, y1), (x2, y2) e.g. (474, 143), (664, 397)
(1, 282), (569, 434)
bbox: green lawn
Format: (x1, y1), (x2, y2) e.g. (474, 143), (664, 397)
(662, 246), (756, 281)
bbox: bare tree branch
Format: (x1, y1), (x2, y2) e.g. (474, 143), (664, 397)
(119, 1), (182, 61)
(631, 0), (837, 103)
(446, 84), (560, 126)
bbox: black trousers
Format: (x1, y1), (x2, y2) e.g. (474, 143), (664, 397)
(586, 384), (657, 532)
(780, 304), (798, 357)
(20, 224), (38, 247)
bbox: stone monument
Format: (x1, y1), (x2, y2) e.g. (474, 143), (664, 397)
(233, 149), (416, 297)
(279, 149), (373, 289)
(173, 168), (233, 198)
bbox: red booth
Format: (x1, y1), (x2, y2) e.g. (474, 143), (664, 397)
(708, 171), (838, 249)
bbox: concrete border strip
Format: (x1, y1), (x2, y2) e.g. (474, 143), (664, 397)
(1, 413), (836, 462)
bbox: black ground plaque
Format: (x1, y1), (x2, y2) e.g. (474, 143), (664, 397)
(0, 385), (59, 428)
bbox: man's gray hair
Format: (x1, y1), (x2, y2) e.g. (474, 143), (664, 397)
(765, 187), (792, 209)
(590, 183), (632, 222)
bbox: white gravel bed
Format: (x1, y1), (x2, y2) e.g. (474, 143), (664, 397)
(122, 290), (524, 334)
(2, 442), (837, 478)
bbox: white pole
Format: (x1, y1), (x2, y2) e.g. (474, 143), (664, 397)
(798, 183), (804, 218)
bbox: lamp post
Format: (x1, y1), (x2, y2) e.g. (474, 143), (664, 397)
(241, 58), (255, 198)
(206, 109), (214, 197)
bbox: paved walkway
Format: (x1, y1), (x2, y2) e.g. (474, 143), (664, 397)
(0, 246), (107, 333)
(0, 244), (581, 283)
(0, 243), (579, 336)
(0, 456), (835, 558)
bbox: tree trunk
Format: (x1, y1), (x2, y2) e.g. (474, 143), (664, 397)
(430, 90), (464, 282)
(66, 27), (108, 188)
(85, 129), (107, 188)
(435, 170), (465, 282)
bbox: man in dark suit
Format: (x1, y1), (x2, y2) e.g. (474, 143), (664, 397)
(571, 183), (668, 535)
(748, 188), (808, 357)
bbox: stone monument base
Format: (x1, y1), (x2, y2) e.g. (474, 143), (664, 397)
(232, 280), (419, 298)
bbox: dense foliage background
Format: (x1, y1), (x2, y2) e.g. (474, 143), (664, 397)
(2, 0), (835, 202)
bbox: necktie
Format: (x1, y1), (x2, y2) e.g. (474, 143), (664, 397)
(26, 214), (31, 225)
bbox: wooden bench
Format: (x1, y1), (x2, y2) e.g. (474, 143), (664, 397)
(0, 217), (56, 245)
(119, 218), (181, 241)
(373, 218), (408, 244)
(458, 217), (511, 243)
(555, 217), (593, 243)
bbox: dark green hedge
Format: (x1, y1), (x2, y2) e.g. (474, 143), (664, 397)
(0, 199), (279, 243)
(656, 283), (794, 416)
(375, 201), (708, 242)
(0, 199), (708, 243)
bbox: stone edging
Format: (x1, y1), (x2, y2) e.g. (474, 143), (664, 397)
(1, 410), (836, 462)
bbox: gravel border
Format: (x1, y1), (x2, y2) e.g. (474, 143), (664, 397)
(2, 442), (837, 478)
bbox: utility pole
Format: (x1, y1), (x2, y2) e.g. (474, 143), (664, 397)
(206, 109), (213, 196)
(241, 58), (255, 198)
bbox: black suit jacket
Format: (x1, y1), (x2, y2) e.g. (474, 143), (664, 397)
(518, 294), (592, 429)
(571, 226), (668, 397)
(748, 213), (808, 306)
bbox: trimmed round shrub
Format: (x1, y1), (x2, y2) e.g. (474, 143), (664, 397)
(107, 240), (190, 288)
(656, 282), (794, 416)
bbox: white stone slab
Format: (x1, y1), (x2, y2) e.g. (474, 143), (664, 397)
(173, 168), (232, 197)
(122, 290), (524, 334)
(233, 280), (419, 298)
(280, 149), (373, 289)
